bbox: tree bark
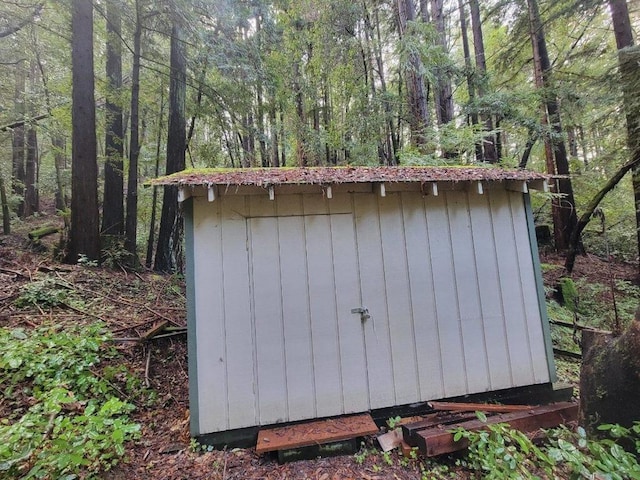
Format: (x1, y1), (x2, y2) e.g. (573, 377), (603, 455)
(33, 34), (67, 212)
(364, 0), (398, 164)
(67, 0), (100, 263)
(146, 84), (165, 269)
(527, 0), (578, 251)
(24, 125), (39, 216)
(0, 174), (10, 234)
(608, 0), (640, 270)
(52, 136), (67, 211)
(23, 60), (40, 217)
(469, 0), (497, 162)
(397, 0), (430, 149)
(102, 1), (124, 237)
(581, 319), (640, 433)
(12, 61), (26, 218)
(124, 0), (142, 265)
(154, 19), (186, 273)
(430, 0), (453, 127)
(457, 0), (481, 162)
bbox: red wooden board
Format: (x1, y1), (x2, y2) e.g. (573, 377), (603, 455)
(256, 414), (379, 454)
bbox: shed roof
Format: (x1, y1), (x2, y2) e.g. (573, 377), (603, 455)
(151, 166), (548, 187)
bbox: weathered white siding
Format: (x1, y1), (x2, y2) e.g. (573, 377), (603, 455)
(189, 188), (551, 435)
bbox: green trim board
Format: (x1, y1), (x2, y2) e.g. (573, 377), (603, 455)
(523, 193), (557, 383)
(184, 198), (201, 436)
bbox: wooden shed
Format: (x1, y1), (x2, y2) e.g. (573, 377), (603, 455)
(155, 166), (556, 444)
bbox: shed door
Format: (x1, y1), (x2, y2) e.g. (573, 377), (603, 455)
(248, 213), (369, 425)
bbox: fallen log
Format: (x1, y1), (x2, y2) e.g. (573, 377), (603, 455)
(28, 225), (59, 240)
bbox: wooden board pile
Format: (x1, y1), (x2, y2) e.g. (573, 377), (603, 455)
(400, 401), (578, 457)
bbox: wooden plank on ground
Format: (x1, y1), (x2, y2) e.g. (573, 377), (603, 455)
(428, 401), (534, 413)
(255, 414), (379, 454)
(406, 402), (577, 457)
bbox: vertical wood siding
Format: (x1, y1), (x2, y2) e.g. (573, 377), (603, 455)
(190, 188), (551, 434)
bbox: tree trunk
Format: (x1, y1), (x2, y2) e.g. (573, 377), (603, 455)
(33, 33), (67, 212)
(293, 59), (307, 166)
(0, 174), (10, 234)
(24, 126), (39, 216)
(527, 0), (578, 251)
(154, 19), (186, 273)
(52, 136), (67, 211)
(565, 153), (640, 273)
(364, 0), (398, 164)
(24, 60), (40, 217)
(102, 1), (124, 237)
(269, 104), (279, 167)
(581, 318), (640, 433)
(67, 0), (100, 263)
(397, 0), (430, 149)
(457, 0), (481, 162)
(146, 84), (165, 269)
(124, 0), (142, 266)
(469, 0), (497, 162)
(430, 0), (453, 127)
(608, 0), (640, 270)
(12, 61), (26, 218)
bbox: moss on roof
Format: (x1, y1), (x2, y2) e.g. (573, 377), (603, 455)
(150, 165), (548, 187)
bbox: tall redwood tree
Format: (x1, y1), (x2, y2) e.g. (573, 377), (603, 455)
(67, 0), (100, 263)
(608, 0), (640, 266)
(154, 18), (186, 272)
(102, 1), (124, 237)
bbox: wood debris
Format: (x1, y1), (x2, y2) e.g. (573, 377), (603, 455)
(402, 401), (578, 457)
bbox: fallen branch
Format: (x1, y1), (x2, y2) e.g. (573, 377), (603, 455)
(0, 266), (29, 278)
(110, 328), (187, 344)
(141, 321), (169, 341)
(0, 113), (49, 132)
(144, 348), (152, 388)
(43, 411), (58, 441)
(55, 272), (184, 327)
(549, 319), (604, 332)
(553, 348), (582, 360)
(62, 302), (109, 323)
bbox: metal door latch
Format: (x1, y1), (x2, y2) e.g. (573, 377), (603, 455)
(351, 307), (370, 322)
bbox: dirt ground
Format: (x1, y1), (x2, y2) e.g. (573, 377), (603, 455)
(1, 209), (637, 479)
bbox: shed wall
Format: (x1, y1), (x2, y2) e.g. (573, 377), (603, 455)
(188, 188), (552, 435)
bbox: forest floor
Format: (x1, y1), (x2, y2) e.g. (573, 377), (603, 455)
(0, 206), (638, 480)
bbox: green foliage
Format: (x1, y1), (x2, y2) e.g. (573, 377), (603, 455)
(548, 277), (640, 339)
(454, 414), (640, 480)
(558, 277), (579, 313)
(546, 424), (640, 479)
(0, 323), (141, 478)
(386, 416), (402, 429)
(453, 414), (553, 479)
(77, 254), (99, 268)
(101, 236), (134, 269)
(14, 278), (73, 309)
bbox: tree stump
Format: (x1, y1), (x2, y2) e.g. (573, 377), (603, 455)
(580, 312), (640, 433)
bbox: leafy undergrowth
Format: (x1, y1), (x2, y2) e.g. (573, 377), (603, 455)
(454, 415), (640, 480)
(0, 323), (143, 479)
